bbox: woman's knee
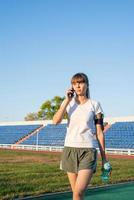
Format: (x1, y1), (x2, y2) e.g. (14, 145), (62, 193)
(73, 188), (85, 198)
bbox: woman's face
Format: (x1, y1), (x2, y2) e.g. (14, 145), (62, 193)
(72, 80), (87, 96)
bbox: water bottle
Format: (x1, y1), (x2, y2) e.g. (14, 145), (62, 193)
(101, 161), (112, 181)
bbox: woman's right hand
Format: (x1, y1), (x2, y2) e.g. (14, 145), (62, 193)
(53, 88), (73, 124)
(66, 88), (74, 101)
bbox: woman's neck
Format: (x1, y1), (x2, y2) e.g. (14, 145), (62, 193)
(75, 95), (88, 104)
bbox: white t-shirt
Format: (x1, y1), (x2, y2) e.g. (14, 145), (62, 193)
(64, 98), (103, 148)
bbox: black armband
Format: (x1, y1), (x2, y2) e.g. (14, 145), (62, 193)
(94, 116), (104, 130)
(94, 118), (103, 126)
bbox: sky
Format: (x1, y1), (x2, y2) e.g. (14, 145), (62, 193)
(0, 0), (134, 121)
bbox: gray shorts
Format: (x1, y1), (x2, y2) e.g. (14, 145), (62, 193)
(60, 147), (97, 173)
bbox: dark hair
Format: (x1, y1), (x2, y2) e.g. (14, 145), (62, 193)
(71, 73), (90, 98)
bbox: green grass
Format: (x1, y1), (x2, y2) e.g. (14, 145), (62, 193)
(0, 149), (134, 200)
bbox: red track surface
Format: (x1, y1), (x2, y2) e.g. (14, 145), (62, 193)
(1, 148), (134, 159)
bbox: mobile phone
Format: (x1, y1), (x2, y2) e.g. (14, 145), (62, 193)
(68, 87), (75, 98)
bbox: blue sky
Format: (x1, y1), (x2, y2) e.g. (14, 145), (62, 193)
(0, 0), (134, 121)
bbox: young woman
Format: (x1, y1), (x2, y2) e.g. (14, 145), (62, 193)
(53, 72), (108, 200)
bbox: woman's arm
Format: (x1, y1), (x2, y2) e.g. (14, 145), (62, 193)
(53, 88), (74, 124)
(96, 125), (107, 164)
(95, 113), (107, 164)
(53, 98), (70, 124)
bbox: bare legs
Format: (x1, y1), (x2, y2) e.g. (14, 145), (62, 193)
(67, 169), (93, 200)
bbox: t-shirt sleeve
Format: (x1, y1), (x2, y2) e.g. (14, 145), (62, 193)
(94, 101), (104, 115)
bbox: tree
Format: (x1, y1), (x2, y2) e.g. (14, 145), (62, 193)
(38, 96), (65, 120)
(24, 96), (66, 121)
(24, 112), (38, 121)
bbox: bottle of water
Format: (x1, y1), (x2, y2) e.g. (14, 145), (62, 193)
(101, 161), (112, 181)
